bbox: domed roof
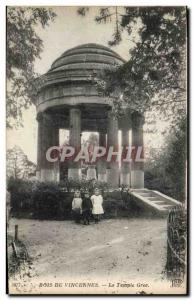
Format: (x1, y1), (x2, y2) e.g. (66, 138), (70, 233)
(49, 43), (125, 73)
(36, 44), (125, 113)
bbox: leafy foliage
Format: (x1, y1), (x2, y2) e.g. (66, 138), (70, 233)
(7, 7), (56, 128)
(78, 7), (187, 200)
(78, 7), (187, 124)
(7, 146), (36, 179)
(165, 116), (187, 200)
(145, 116), (187, 201)
(7, 177), (34, 213)
(7, 178), (112, 220)
(32, 182), (71, 219)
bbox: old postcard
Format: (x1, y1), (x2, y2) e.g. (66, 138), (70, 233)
(6, 6), (188, 295)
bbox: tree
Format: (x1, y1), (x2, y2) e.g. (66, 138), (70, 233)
(7, 7), (56, 128)
(6, 146), (36, 179)
(165, 116), (187, 201)
(78, 7), (187, 124)
(145, 115), (187, 201)
(75, 7), (186, 200)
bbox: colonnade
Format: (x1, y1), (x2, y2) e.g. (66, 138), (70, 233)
(36, 107), (144, 188)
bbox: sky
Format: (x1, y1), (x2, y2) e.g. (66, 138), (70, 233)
(6, 6), (166, 163)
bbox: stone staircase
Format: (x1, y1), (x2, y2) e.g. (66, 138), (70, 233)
(129, 188), (182, 217)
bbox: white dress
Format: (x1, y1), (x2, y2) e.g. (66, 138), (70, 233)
(91, 195), (104, 215)
(72, 197), (82, 212)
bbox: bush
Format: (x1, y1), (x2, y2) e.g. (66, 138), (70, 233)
(7, 178), (73, 219)
(8, 177), (34, 213)
(32, 182), (72, 220)
(145, 171), (175, 199)
(7, 178), (131, 220)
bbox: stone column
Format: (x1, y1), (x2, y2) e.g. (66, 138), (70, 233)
(40, 113), (60, 182)
(119, 112), (131, 187)
(68, 108), (81, 180)
(97, 132), (107, 182)
(120, 128), (130, 186)
(131, 112), (145, 189)
(51, 125), (60, 182)
(36, 113), (43, 181)
(106, 111), (119, 187)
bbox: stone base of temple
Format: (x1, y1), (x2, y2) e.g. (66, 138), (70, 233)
(98, 173), (107, 182)
(106, 169), (119, 187)
(86, 166), (97, 180)
(120, 173), (130, 187)
(131, 170), (144, 189)
(68, 168), (81, 181)
(40, 169), (60, 182)
(36, 168), (145, 188)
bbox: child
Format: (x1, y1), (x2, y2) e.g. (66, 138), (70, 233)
(91, 188), (104, 223)
(82, 190), (92, 225)
(72, 190), (82, 223)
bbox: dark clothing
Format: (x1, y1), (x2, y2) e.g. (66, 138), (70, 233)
(82, 197), (92, 225)
(72, 208), (81, 223)
(93, 214), (100, 223)
(82, 210), (91, 225)
(82, 197), (92, 211)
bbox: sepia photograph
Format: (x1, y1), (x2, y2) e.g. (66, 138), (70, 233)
(6, 5), (188, 295)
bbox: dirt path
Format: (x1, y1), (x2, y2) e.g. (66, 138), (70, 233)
(9, 217), (167, 284)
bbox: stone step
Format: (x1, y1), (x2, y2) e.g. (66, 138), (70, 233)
(129, 188), (181, 217)
(131, 189), (148, 193)
(155, 206), (175, 212)
(149, 200), (168, 205)
(141, 196), (169, 205)
(147, 198), (169, 204)
(159, 204), (175, 209)
(137, 193), (154, 197)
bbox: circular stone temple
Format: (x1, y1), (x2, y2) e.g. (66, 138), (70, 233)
(34, 43), (144, 188)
